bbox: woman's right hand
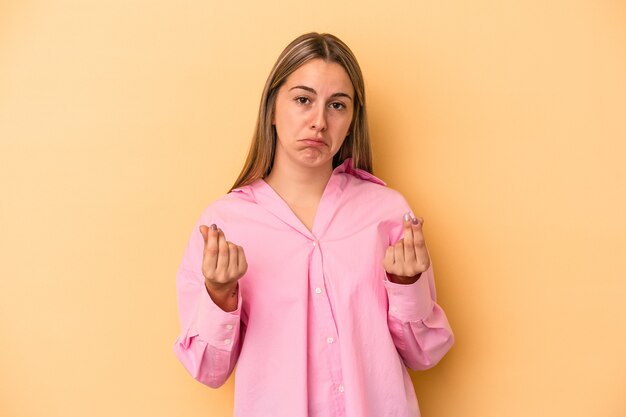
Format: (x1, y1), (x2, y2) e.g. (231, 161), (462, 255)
(198, 224), (248, 312)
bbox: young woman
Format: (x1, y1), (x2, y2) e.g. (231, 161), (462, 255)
(174, 32), (454, 417)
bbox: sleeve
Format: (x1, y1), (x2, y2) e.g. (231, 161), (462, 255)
(381, 194), (454, 370)
(173, 214), (245, 388)
(384, 265), (454, 370)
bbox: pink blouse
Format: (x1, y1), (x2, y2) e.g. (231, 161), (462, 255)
(174, 159), (454, 416)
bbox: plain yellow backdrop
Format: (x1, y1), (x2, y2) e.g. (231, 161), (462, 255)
(1, 1), (625, 416)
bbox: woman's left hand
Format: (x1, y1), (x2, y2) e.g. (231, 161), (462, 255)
(383, 213), (431, 285)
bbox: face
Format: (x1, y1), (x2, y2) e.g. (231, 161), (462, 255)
(272, 59), (354, 171)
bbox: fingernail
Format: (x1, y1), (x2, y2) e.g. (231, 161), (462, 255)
(412, 217), (419, 225)
(403, 213), (411, 222)
(210, 224), (217, 231)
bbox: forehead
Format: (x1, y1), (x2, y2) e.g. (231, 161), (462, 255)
(283, 59), (353, 94)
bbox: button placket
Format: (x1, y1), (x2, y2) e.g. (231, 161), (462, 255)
(308, 235), (345, 408)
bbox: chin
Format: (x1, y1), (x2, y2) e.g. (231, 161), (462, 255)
(294, 152), (334, 169)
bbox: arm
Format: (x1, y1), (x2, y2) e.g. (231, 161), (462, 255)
(383, 213), (454, 370)
(385, 266), (454, 370)
(173, 222), (246, 388)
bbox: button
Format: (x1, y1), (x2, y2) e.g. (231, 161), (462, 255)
(326, 337), (335, 344)
(338, 385), (345, 393)
(314, 287), (322, 294)
(224, 339), (231, 345)
(312, 241), (317, 247)
(225, 324), (233, 330)
(390, 306), (398, 313)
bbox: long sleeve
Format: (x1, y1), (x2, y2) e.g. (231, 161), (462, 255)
(172, 165), (453, 416)
(384, 265), (454, 370)
(173, 223), (245, 388)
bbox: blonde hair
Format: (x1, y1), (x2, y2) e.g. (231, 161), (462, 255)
(230, 32), (373, 191)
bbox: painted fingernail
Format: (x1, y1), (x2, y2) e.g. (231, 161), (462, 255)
(210, 224), (217, 231)
(412, 217), (419, 225)
(404, 213), (411, 222)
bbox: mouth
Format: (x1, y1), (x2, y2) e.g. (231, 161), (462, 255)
(299, 137), (327, 147)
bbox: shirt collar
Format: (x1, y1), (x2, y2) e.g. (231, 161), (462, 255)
(231, 157), (385, 198)
(333, 157), (386, 186)
(229, 158), (386, 239)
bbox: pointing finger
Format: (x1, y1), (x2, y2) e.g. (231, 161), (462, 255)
(412, 217), (426, 248)
(204, 224), (219, 270)
(402, 213), (416, 262)
(216, 228), (229, 273)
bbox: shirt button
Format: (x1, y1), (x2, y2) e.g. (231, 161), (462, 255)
(224, 339), (231, 345)
(390, 306), (398, 313)
(338, 385), (345, 393)
(312, 241), (317, 247)
(326, 337), (335, 344)
(225, 324), (233, 330)
(314, 287), (322, 294)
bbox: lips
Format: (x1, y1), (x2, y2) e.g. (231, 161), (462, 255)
(299, 137), (327, 147)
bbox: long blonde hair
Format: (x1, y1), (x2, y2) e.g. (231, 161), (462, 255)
(230, 32), (373, 191)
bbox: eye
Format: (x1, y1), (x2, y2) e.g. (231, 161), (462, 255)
(295, 96), (311, 105)
(329, 102), (346, 111)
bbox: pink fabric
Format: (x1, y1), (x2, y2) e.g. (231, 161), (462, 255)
(174, 159), (454, 417)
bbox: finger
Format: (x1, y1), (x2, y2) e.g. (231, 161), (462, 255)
(204, 224), (219, 270)
(237, 246), (248, 274)
(394, 240), (405, 265)
(199, 225), (209, 244)
(383, 246), (395, 271)
(216, 228), (229, 273)
(227, 242), (239, 277)
(411, 217), (426, 248)
(402, 213), (416, 262)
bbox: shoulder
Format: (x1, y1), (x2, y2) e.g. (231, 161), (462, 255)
(196, 189), (256, 224)
(341, 174), (410, 211)
(334, 158), (408, 206)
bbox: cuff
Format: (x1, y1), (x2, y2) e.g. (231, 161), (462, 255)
(384, 266), (434, 322)
(194, 285), (242, 351)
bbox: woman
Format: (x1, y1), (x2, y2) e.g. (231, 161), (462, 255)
(174, 32), (454, 417)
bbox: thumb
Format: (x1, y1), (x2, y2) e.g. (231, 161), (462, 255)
(198, 225), (209, 244)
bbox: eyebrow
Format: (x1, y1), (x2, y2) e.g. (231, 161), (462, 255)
(289, 85), (353, 101)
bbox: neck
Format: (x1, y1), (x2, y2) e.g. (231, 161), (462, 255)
(264, 155), (334, 203)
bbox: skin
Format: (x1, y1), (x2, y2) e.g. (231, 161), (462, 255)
(199, 224), (246, 311)
(270, 58), (355, 175)
(199, 59), (430, 312)
(265, 59), (355, 231)
(384, 215), (431, 285)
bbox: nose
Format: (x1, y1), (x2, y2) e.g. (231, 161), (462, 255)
(309, 104), (327, 132)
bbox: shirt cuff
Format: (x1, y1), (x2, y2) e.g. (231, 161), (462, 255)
(194, 285), (242, 351)
(384, 266), (434, 322)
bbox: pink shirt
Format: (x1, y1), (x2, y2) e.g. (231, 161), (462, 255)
(174, 159), (454, 417)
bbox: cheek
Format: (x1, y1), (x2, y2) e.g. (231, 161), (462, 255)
(275, 115), (296, 137)
(336, 114), (353, 137)
(274, 103), (300, 130)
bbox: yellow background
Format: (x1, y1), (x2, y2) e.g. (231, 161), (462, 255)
(1, 1), (625, 416)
